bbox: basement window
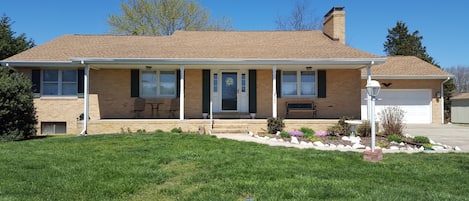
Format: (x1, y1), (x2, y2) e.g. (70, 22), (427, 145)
(41, 122), (66, 134)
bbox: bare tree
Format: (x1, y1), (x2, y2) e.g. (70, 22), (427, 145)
(108, 0), (232, 36)
(275, 0), (322, 31)
(446, 65), (469, 93)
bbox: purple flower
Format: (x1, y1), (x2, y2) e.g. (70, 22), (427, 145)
(315, 131), (328, 137)
(289, 130), (304, 137)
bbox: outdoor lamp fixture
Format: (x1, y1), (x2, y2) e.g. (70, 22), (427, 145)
(366, 80), (381, 152)
(145, 66), (152, 70)
(436, 91), (441, 98)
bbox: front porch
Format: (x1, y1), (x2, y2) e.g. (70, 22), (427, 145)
(80, 118), (338, 135)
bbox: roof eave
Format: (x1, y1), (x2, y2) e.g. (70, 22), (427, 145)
(361, 75), (454, 79)
(71, 57), (386, 68)
(0, 61), (82, 68)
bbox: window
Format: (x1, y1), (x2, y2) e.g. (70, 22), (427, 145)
(213, 73), (218, 92)
(282, 71), (316, 97)
(41, 122), (66, 134)
(42, 70), (77, 96)
(141, 70), (176, 97)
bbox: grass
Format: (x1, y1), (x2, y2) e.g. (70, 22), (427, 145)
(1, 133), (469, 201)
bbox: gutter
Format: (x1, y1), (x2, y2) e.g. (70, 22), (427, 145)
(72, 57), (386, 66)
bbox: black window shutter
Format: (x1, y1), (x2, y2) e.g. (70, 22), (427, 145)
(318, 70), (326, 98)
(31, 69), (41, 98)
(202, 70), (210, 113)
(130, 69), (139, 97)
(249, 70), (257, 113)
(276, 70), (282, 98)
(77, 69), (84, 98)
(176, 70), (181, 97)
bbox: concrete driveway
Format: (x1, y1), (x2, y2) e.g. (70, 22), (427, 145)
(405, 124), (469, 152)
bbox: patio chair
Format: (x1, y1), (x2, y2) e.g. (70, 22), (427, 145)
(133, 98), (146, 117)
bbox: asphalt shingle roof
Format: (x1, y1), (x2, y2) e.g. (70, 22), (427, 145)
(362, 56), (452, 77)
(3, 31), (378, 62)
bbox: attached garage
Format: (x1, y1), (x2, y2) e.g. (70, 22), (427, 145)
(361, 56), (454, 124)
(361, 89), (432, 124)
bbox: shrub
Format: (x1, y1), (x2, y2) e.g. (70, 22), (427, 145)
(279, 131), (291, 138)
(356, 120), (380, 137)
(387, 134), (402, 143)
(171, 127), (183, 133)
(300, 127), (315, 138)
(0, 67), (37, 141)
(379, 106), (405, 136)
(413, 136), (430, 144)
(326, 116), (352, 136)
(267, 117), (284, 134)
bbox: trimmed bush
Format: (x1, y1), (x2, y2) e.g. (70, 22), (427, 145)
(0, 67), (37, 141)
(356, 120), (379, 137)
(279, 131), (291, 138)
(171, 127), (183, 133)
(387, 134), (402, 143)
(267, 117), (284, 134)
(299, 127), (315, 138)
(327, 116), (352, 136)
(413, 136), (430, 144)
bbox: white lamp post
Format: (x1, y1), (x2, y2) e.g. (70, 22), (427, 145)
(366, 80), (381, 152)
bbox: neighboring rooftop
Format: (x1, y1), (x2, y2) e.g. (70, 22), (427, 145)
(3, 31), (379, 62)
(362, 56), (453, 78)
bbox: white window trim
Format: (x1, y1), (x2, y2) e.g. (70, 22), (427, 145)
(140, 70), (177, 98)
(281, 70), (317, 98)
(41, 69), (78, 97)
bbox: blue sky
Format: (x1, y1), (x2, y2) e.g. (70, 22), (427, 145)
(2, 0), (468, 68)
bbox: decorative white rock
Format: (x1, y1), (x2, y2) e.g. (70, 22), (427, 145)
(454, 146), (462, 151)
(300, 141), (309, 145)
(262, 136), (270, 140)
(352, 144), (365, 149)
(389, 146), (400, 150)
(291, 136), (299, 144)
(329, 144), (337, 148)
(337, 144), (345, 149)
(432, 146), (445, 150)
(429, 139), (436, 144)
(269, 138), (278, 142)
(342, 136), (350, 141)
(399, 142), (405, 146)
(418, 146), (425, 151)
(345, 145), (352, 149)
(313, 141), (325, 147)
(307, 142), (313, 146)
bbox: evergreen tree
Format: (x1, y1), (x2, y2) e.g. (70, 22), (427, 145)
(383, 21), (455, 122)
(384, 21), (436, 65)
(0, 67), (38, 141)
(0, 14), (35, 60)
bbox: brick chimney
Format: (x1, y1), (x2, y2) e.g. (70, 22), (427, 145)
(323, 6), (345, 44)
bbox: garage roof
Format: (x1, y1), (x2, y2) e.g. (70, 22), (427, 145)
(361, 56), (453, 79)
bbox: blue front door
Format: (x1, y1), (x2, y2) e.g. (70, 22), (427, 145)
(221, 72), (237, 111)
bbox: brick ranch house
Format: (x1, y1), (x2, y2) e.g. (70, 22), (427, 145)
(0, 7), (452, 135)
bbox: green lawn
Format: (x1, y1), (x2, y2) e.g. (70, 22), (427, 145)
(1, 133), (469, 201)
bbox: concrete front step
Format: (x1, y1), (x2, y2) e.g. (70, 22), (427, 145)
(211, 119), (249, 134)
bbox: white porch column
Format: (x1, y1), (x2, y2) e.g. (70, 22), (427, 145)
(272, 65), (277, 118)
(80, 64), (90, 135)
(179, 65), (185, 120)
(366, 65), (372, 121)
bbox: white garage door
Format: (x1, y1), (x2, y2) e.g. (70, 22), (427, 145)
(361, 89), (432, 124)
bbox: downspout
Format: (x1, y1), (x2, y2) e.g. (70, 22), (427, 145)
(440, 77), (451, 124)
(80, 64), (90, 135)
